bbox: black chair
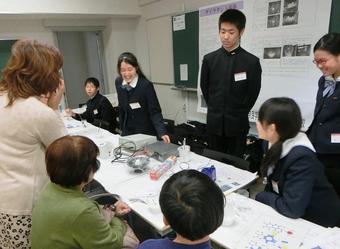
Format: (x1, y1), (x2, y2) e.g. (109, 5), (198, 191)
(83, 179), (119, 205)
(202, 148), (250, 171)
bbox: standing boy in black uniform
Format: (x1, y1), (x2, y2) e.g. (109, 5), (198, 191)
(200, 9), (262, 158)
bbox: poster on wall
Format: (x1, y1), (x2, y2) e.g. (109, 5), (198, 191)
(197, 0), (332, 129)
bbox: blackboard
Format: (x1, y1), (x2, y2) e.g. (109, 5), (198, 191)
(0, 40), (16, 77)
(329, 0), (340, 33)
(172, 0), (339, 89)
(172, 11), (199, 89)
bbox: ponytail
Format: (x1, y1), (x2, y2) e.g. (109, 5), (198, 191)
(261, 140), (283, 176)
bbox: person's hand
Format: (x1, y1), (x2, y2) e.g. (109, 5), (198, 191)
(161, 135), (171, 143)
(114, 201), (131, 216)
(64, 108), (74, 117)
(101, 206), (115, 222)
(47, 79), (65, 110)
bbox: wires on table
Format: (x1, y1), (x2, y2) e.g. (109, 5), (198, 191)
(111, 141), (138, 163)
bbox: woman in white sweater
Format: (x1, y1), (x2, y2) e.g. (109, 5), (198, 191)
(0, 39), (67, 248)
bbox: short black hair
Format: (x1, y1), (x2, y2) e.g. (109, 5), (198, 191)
(219, 9), (246, 31)
(46, 135), (100, 188)
(84, 77), (100, 88)
(159, 170), (225, 241)
(314, 33), (340, 56)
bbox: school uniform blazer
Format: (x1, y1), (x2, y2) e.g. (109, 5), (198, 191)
(115, 76), (166, 138)
(200, 46), (262, 136)
(256, 145), (340, 227)
(74, 92), (115, 131)
(306, 76), (340, 154)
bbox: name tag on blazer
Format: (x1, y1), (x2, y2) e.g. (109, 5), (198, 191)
(129, 102), (141, 109)
(331, 133), (340, 143)
(93, 109), (98, 115)
(234, 72), (247, 82)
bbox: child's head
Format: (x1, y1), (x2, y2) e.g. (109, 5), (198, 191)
(257, 97), (301, 143)
(84, 77), (100, 98)
(159, 170), (225, 241)
(313, 33), (340, 77)
(218, 9), (246, 51)
(257, 97), (302, 175)
(117, 52), (146, 82)
(219, 9), (246, 32)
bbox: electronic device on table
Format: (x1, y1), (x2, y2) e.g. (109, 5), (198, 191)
(118, 134), (157, 150)
(144, 141), (179, 162)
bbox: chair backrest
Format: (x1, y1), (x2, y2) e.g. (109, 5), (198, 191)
(83, 179), (119, 205)
(202, 148), (250, 171)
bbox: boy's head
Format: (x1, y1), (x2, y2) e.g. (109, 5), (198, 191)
(218, 9), (246, 51)
(159, 170), (225, 241)
(84, 77), (100, 98)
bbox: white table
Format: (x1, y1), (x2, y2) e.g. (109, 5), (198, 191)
(63, 117), (326, 249)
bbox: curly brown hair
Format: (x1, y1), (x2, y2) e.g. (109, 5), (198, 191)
(0, 39), (63, 106)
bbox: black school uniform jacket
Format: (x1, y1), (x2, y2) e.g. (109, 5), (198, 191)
(200, 46), (262, 136)
(306, 76), (340, 154)
(74, 92), (115, 132)
(115, 76), (166, 138)
(256, 133), (340, 227)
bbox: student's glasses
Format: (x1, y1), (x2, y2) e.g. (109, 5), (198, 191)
(312, 58), (328, 66)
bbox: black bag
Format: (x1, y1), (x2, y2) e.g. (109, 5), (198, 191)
(243, 136), (264, 174)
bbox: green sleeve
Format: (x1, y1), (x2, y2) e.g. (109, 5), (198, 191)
(72, 203), (127, 249)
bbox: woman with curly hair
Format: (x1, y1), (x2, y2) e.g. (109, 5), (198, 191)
(0, 39), (67, 248)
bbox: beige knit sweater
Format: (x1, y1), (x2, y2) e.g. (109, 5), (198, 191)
(0, 93), (67, 215)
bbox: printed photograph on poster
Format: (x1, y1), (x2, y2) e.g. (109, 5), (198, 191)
(283, 12), (299, 25)
(282, 0), (299, 26)
(284, 0), (298, 12)
(282, 44), (296, 57)
(263, 47), (281, 59)
(296, 44), (311, 56)
(268, 1), (281, 15)
(267, 14), (280, 28)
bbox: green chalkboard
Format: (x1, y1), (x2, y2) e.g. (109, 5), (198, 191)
(329, 0), (340, 33)
(172, 11), (199, 89)
(0, 40), (16, 77)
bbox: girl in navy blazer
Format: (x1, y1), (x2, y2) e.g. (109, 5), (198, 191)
(306, 33), (340, 196)
(115, 52), (170, 143)
(255, 97), (340, 227)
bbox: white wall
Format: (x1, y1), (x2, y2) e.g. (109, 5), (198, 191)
(0, 0), (140, 16)
(0, 0), (226, 125)
(0, 19), (54, 44)
(102, 17), (139, 94)
(135, 0), (226, 124)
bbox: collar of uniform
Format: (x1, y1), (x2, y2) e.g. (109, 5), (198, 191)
(122, 75), (139, 88)
(223, 44), (241, 56)
(324, 75), (340, 83)
(90, 91), (100, 100)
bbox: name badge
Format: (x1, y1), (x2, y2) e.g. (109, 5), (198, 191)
(93, 109), (98, 115)
(129, 102), (141, 109)
(234, 72), (247, 82)
(331, 133), (340, 143)
(271, 180), (279, 194)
